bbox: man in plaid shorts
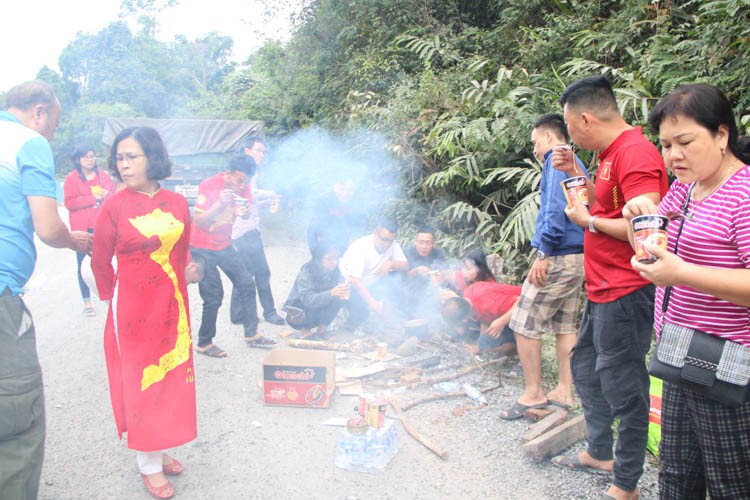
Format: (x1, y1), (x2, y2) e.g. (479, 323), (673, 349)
(501, 113), (588, 421)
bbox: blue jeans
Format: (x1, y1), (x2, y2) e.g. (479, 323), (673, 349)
(571, 285), (654, 492)
(191, 246), (259, 347)
(478, 325), (516, 352)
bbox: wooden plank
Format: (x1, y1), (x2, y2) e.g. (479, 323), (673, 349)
(521, 409), (569, 443)
(520, 414), (587, 461)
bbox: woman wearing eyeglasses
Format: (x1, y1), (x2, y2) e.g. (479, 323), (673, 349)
(623, 84), (750, 499)
(91, 127), (196, 500)
(63, 144), (115, 316)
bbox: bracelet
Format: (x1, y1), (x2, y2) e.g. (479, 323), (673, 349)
(588, 215), (599, 233)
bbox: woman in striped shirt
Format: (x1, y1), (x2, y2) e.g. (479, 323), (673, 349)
(624, 84), (750, 500)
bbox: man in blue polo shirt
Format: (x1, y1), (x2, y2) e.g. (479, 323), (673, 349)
(0, 80), (92, 499)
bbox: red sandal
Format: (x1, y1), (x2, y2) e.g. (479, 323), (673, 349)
(162, 453), (183, 476)
(141, 473), (175, 499)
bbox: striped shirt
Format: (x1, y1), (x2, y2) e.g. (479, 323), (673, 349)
(655, 165), (750, 345)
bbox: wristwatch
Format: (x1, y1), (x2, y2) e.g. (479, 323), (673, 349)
(588, 215), (599, 233)
(536, 250), (548, 260)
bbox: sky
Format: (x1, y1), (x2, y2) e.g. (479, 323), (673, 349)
(0, 0), (296, 92)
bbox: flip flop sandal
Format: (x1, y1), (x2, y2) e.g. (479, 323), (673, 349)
(500, 401), (549, 420)
(551, 454), (612, 476)
(197, 345), (227, 358)
(162, 454), (183, 476)
(548, 399), (573, 410)
(245, 336), (277, 349)
(141, 474), (175, 499)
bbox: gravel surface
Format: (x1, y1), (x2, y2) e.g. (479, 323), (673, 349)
(28, 208), (659, 499)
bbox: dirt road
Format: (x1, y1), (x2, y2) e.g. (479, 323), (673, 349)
(26, 208), (656, 500)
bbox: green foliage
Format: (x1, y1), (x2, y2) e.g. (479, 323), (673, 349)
(24, 0), (750, 279)
(232, 0), (747, 282)
(53, 102), (141, 176)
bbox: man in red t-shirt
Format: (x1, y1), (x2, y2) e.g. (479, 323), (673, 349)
(190, 155), (276, 358)
(549, 76), (668, 500)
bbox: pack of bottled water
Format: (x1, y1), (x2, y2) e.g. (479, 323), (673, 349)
(335, 419), (400, 472)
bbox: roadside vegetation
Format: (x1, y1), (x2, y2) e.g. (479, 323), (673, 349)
(5, 0), (748, 280)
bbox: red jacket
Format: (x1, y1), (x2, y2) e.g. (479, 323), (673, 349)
(63, 168), (116, 231)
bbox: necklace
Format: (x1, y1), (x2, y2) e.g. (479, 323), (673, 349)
(687, 160), (743, 219)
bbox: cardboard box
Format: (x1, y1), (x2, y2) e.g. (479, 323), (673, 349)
(262, 349), (336, 408)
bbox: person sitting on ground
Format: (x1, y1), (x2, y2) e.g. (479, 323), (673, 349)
(441, 280), (521, 356)
(448, 248), (496, 294)
(283, 242), (350, 338)
(405, 225), (447, 280)
(307, 176), (365, 255)
(339, 214), (409, 330)
(404, 225), (447, 319)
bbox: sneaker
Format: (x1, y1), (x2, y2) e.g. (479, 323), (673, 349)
(264, 311), (285, 325)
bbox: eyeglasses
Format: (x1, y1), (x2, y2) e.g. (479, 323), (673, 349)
(116, 153), (145, 164)
(82, 155), (97, 161)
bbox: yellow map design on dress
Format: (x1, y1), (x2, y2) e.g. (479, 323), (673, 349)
(128, 208), (192, 391)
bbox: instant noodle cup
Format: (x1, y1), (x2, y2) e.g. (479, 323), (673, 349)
(631, 214), (669, 263)
(561, 176), (589, 207)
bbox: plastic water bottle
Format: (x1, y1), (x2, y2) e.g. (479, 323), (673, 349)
(336, 421), (400, 472)
(433, 381), (461, 393)
(335, 431), (353, 469)
(462, 383), (487, 405)
(350, 434), (366, 466)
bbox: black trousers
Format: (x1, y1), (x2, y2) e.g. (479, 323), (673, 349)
(191, 246), (258, 347)
(230, 230), (276, 321)
(571, 285), (654, 492)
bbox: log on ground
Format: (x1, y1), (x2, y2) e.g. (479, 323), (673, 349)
(520, 414), (587, 461)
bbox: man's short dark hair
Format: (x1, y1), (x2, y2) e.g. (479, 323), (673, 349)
(377, 214), (399, 233)
(533, 113), (568, 142)
(227, 155), (256, 177)
(417, 225), (436, 235)
(4, 80), (56, 111)
(243, 135), (265, 149)
(559, 76), (618, 114)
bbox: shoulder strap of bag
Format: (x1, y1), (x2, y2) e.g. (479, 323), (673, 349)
(661, 183), (694, 316)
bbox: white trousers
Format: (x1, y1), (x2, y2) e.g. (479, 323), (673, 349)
(136, 450), (163, 475)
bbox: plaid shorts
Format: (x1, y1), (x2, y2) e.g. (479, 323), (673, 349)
(509, 253), (584, 340)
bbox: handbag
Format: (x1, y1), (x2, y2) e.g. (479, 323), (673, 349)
(648, 184), (750, 407)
